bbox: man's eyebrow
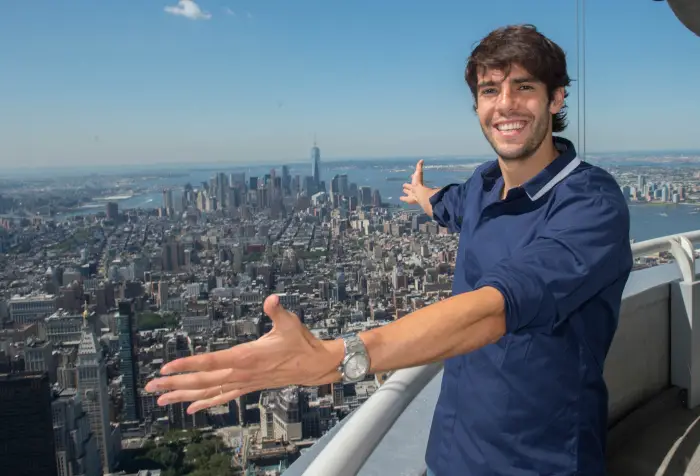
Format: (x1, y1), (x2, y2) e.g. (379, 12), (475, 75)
(478, 76), (537, 89)
(512, 76), (536, 84)
(477, 80), (497, 89)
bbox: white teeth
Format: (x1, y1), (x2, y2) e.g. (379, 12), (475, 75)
(496, 122), (525, 131)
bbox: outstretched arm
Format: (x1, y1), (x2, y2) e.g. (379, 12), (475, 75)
(145, 288), (506, 414)
(351, 286), (505, 372)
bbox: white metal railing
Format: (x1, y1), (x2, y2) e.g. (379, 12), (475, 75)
(289, 229), (700, 476)
(631, 229), (700, 283)
(303, 362), (442, 476)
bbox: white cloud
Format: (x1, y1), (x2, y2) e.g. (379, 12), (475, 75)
(164, 0), (212, 20)
(224, 7), (235, 16)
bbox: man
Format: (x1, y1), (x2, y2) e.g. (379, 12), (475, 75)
(146, 25), (632, 475)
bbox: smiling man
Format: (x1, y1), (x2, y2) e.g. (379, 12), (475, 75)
(146, 25), (633, 475)
(403, 25), (632, 476)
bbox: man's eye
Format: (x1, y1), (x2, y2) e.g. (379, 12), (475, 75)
(519, 85), (533, 90)
(481, 88), (497, 95)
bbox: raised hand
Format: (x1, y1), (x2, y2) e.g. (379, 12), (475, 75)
(400, 159), (439, 215)
(145, 295), (342, 414)
(399, 159), (425, 205)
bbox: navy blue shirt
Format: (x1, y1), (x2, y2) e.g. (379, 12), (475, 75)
(424, 137), (633, 476)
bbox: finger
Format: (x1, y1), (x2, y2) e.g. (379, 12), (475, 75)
(156, 381), (248, 406)
(157, 386), (222, 406)
(159, 382), (248, 408)
(399, 196), (411, 203)
(145, 368), (242, 393)
(263, 294), (299, 329)
(187, 386), (258, 414)
(160, 347), (237, 375)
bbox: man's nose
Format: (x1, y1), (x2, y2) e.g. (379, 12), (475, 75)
(495, 87), (516, 114)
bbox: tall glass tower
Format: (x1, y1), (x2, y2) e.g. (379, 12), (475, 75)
(311, 140), (321, 188)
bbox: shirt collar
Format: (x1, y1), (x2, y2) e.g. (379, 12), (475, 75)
(481, 136), (581, 201)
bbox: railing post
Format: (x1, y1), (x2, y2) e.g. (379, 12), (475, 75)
(669, 235), (700, 408)
(669, 236), (695, 284)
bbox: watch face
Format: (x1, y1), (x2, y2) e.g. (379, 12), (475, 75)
(345, 353), (370, 380)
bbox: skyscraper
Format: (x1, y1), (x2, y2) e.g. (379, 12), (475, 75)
(162, 188), (174, 214)
(106, 201), (119, 221)
(0, 371), (58, 476)
(52, 387), (101, 476)
(77, 308), (116, 472)
(311, 141), (321, 189)
(281, 165), (291, 195)
(338, 174), (349, 196)
(117, 299), (139, 422)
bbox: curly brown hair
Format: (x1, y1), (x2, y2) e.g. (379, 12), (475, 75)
(465, 25), (572, 133)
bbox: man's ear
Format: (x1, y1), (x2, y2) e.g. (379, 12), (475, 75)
(549, 87), (565, 115)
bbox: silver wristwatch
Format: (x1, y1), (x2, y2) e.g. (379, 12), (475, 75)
(337, 333), (371, 383)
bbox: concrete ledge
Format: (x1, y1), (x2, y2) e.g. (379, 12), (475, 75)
(608, 387), (683, 456)
(607, 281), (672, 425)
(607, 387), (700, 476)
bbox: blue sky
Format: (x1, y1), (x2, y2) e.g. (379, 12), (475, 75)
(1, 0), (698, 169)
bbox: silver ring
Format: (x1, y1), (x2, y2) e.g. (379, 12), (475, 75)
(219, 385), (224, 395)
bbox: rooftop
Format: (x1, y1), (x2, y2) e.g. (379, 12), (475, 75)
(0, 370), (48, 382)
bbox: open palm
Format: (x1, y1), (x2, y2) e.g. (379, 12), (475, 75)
(145, 295), (341, 414)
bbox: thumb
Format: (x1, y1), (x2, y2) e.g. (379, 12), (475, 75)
(415, 160), (424, 185)
(264, 294), (298, 328)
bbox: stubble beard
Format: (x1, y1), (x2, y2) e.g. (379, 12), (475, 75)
(482, 111), (551, 162)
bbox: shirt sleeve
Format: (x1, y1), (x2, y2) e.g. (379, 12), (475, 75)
(429, 182), (469, 233)
(475, 184), (632, 334)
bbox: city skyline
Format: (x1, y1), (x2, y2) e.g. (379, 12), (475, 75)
(1, 0), (699, 168)
(3, 134), (700, 475)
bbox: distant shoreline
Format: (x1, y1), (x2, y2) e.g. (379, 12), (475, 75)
(629, 201), (699, 207)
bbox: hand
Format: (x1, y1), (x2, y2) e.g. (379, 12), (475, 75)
(400, 160), (438, 215)
(399, 159), (426, 205)
(144, 295), (343, 414)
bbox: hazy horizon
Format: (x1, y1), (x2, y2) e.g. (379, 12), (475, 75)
(2, 146), (700, 181)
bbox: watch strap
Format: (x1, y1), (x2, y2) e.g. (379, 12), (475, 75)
(338, 333), (370, 383)
(343, 333), (366, 355)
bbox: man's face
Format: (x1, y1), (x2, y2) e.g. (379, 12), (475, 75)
(475, 63), (563, 161)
